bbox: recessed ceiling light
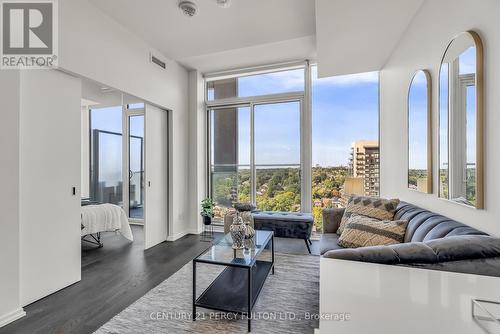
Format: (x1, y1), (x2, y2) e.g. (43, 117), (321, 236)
(216, 0), (231, 8)
(178, 1), (197, 17)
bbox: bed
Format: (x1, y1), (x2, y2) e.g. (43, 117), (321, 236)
(81, 203), (134, 248)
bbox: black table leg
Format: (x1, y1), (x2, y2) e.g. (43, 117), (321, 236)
(192, 261), (196, 321)
(248, 266), (252, 332)
(304, 238), (311, 254)
(271, 235), (275, 275)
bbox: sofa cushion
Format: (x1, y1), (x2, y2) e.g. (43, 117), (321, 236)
(394, 202), (487, 242)
(338, 196), (400, 235)
(324, 235), (500, 266)
(323, 245), (400, 264)
(320, 233), (343, 255)
(390, 242), (438, 263)
(322, 208), (345, 234)
(338, 216), (408, 248)
(426, 235), (500, 262)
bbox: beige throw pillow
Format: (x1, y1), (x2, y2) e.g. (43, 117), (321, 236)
(338, 215), (408, 248)
(337, 195), (400, 235)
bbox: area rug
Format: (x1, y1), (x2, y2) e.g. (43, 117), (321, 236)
(95, 253), (319, 334)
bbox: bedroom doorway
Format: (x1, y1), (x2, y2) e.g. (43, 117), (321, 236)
(125, 105), (145, 223)
(81, 79), (170, 251)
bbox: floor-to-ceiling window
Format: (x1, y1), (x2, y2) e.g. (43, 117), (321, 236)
(207, 67), (305, 222)
(209, 106), (251, 217)
(207, 64), (380, 228)
(311, 66), (379, 232)
(254, 101), (301, 212)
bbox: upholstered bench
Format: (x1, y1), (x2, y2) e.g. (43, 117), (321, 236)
(252, 211), (314, 253)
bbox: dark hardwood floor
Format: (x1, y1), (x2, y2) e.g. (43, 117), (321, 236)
(1, 226), (319, 334)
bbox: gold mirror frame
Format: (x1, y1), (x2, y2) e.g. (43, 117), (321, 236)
(438, 31), (484, 209)
(408, 69), (432, 193)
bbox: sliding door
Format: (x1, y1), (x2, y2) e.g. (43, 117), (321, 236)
(126, 108), (145, 222)
(144, 104), (169, 249)
(20, 70), (81, 305)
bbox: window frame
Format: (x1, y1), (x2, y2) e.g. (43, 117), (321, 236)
(205, 62), (380, 222)
(206, 65), (309, 221)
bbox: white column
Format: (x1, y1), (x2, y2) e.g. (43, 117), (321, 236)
(302, 61), (313, 213)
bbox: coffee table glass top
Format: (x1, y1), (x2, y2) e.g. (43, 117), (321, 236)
(195, 230), (273, 267)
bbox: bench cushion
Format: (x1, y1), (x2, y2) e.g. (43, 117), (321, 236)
(253, 211), (313, 222)
(253, 211), (313, 239)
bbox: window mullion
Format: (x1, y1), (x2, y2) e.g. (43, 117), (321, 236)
(250, 102), (256, 205)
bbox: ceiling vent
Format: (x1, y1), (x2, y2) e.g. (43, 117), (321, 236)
(100, 86), (114, 94)
(178, 1), (197, 17)
(216, 0), (231, 8)
(150, 53), (166, 70)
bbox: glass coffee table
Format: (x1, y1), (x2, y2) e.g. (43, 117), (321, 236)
(193, 230), (275, 332)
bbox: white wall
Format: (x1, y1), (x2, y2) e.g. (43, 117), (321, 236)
(0, 0), (190, 326)
(19, 70), (82, 305)
(187, 71), (207, 234)
(0, 71), (25, 327)
(380, 0), (500, 236)
(59, 0), (190, 240)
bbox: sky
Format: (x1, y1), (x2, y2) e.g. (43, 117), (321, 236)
(91, 106), (144, 186)
(231, 66), (379, 167)
(92, 66), (381, 184)
(310, 66), (378, 166)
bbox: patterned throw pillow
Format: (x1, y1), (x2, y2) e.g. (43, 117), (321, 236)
(337, 195), (400, 235)
(338, 215), (408, 248)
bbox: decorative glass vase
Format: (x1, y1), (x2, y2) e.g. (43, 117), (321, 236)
(240, 211), (255, 239)
(230, 213), (246, 249)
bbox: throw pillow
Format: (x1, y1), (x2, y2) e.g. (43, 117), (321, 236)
(338, 215), (408, 248)
(337, 195), (400, 235)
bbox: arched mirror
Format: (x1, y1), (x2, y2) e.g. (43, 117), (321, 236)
(408, 70), (432, 193)
(439, 31), (484, 208)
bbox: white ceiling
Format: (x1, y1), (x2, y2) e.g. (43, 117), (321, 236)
(315, 0), (424, 77)
(89, 0), (316, 72)
(88, 0), (423, 75)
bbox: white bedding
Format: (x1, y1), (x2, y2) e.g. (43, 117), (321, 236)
(81, 204), (134, 241)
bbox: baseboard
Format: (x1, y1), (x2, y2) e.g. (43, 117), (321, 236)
(166, 231), (189, 241)
(187, 229), (202, 235)
(0, 308), (26, 328)
(166, 226), (221, 241)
